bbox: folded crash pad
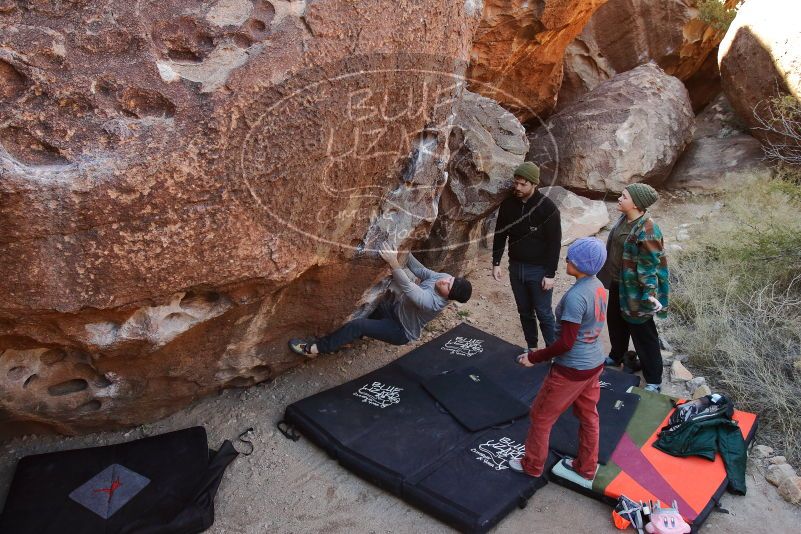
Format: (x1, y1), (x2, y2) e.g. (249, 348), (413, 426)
(422, 366), (530, 432)
(0, 427), (237, 534)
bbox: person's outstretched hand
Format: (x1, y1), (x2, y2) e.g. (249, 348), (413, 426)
(379, 242), (401, 269)
(516, 353), (534, 367)
(492, 265), (502, 282)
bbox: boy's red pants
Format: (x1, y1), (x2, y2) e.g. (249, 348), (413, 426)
(520, 365), (602, 479)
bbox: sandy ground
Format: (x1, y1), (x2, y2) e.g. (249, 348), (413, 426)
(2, 198), (800, 533)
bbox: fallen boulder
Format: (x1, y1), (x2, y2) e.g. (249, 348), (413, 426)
(559, 0), (736, 111)
(665, 94), (772, 193)
(670, 360), (694, 382)
(778, 476), (801, 505)
(719, 0), (801, 139)
(528, 63), (695, 193)
(767, 463), (798, 487)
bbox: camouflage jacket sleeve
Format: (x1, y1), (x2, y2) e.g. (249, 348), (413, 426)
(635, 221), (664, 301)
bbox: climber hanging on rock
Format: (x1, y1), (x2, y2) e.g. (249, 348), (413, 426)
(288, 243), (472, 357)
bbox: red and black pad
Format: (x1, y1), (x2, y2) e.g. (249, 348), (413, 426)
(549, 388), (759, 532)
(422, 367), (530, 431)
(0, 427), (237, 534)
(284, 324), (641, 533)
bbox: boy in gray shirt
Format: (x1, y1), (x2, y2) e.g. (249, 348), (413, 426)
(289, 244), (471, 356)
(508, 238), (608, 485)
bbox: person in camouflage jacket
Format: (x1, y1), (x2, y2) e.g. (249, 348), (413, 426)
(598, 184), (670, 392)
(619, 214), (670, 323)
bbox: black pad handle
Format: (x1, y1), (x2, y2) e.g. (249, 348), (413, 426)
(277, 420), (301, 441)
(237, 427), (255, 456)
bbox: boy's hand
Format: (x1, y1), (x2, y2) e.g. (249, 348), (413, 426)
(648, 296), (663, 313)
(541, 277), (554, 291)
(517, 353), (534, 367)
(492, 265), (502, 282)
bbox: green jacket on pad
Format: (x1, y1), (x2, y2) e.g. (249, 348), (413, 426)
(654, 395), (748, 495)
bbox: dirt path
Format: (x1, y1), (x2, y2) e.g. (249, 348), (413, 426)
(1, 199), (799, 533)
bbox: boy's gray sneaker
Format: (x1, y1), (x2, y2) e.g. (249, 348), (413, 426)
(508, 458), (525, 473)
(643, 383), (662, 393)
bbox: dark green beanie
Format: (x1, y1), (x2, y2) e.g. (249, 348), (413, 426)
(625, 183), (659, 210)
(513, 162), (540, 185)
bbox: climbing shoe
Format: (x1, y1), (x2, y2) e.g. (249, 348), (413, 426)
(288, 338), (318, 358)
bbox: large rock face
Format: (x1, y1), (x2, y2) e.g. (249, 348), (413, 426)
(527, 63), (695, 193)
(665, 94), (772, 192)
(421, 91), (528, 272)
(467, 0), (608, 121)
(558, 0), (737, 112)
(719, 0), (801, 138)
(0, 1), (482, 435)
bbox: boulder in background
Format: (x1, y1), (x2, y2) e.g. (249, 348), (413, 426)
(528, 63), (695, 193)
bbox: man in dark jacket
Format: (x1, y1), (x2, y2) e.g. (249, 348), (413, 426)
(492, 162), (562, 350)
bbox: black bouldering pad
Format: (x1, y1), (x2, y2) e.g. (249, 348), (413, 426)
(404, 418), (553, 532)
(0, 427), (237, 534)
(423, 367), (529, 431)
(284, 324), (641, 533)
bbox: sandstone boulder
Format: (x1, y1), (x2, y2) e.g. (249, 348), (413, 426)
(767, 463), (798, 487)
(539, 187), (610, 245)
(527, 63), (695, 193)
(778, 476), (801, 505)
(665, 94), (771, 192)
(0, 0), (482, 435)
(421, 91), (528, 272)
(752, 444), (774, 459)
(558, 0), (737, 112)
(468, 0), (608, 121)
(670, 360), (694, 382)
(719, 0), (801, 138)
(691, 384), (712, 400)
(686, 376), (707, 396)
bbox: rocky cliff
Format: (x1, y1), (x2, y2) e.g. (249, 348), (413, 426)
(0, 0), (484, 435)
(467, 0), (608, 122)
(558, 0), (738, 112)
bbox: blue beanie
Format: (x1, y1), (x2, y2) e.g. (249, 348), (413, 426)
(566, 237), (607, 276)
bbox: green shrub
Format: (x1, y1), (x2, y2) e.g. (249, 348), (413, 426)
(697, 0), (738, 32)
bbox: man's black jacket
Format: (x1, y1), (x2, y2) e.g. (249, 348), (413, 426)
(492, 190), (561, 277)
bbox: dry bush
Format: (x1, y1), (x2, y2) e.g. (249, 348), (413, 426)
(666, 179), (801, 464)
(754, 94), (801, 166)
